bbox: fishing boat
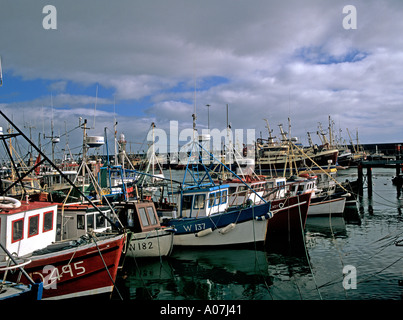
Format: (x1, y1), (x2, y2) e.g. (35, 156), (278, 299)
(0, 111), (128, 300)
(56, 164), (173, 258)
(90, 136), (175, 258)
(0, 197), (127, 300)
(266, 191), (312, 246)
(162, 184), (271, 247)
(287, 174), (347, 216)
(158, 117), (272, 247)
(113, 200), (175, 258)
(256, 121), (338, 176)
(59, 200), (175, 259)
(308, 196), (346, 216)
(0, 280), (42, 301)
(223, 174), (269, 207)
(0, 241), (43, 301)
(57, 202), (115, 241)
(221, 174), (311, 243)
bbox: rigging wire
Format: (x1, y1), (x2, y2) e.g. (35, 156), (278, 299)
(298, 194), (323, 300)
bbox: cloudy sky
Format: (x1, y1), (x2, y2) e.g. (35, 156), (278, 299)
(1, 0), (402, 159)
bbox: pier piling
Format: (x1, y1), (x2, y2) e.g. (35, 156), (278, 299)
(358, 157), (403, 198)
(358, 164), (363, 199)
(367, 166), (373, 198)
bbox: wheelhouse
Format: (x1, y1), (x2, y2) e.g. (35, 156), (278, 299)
(175, 184), (229, 218)
(114, 200), (161, 233)
(57, 204), (112, 240)
(0, 201), (58, 261)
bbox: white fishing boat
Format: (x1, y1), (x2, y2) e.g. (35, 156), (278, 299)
(308, 196), (346, 216)
(162, 183), (271, 247)
(114, 200), (175, 258)
(287, 174), (347, 216)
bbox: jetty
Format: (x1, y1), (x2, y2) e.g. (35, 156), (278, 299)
(358, 158), (403, 198)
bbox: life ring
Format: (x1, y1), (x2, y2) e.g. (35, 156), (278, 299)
(0, 196), (21, 209)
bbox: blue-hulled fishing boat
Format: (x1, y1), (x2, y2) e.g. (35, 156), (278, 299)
(160, 116), (272, 247)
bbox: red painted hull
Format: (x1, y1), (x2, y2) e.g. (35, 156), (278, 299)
(266, 192), (312, 242)
(8, 233), (127, 300)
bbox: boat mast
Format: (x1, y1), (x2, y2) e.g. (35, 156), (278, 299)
(113, 97), (118, 165)
(81, 118), (88, 195)
(346, 128), (357, 153)
(0, 110), (124, 232)
(0, 55), (3, 87)
(263, 118), (275, 145)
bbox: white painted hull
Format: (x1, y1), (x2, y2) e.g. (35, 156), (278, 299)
(172, 219), (268, 247)
(127, 229), (174, 258)
(308, 197), (346, 216)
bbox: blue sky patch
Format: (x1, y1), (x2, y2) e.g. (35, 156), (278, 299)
(295, 46), (368, 65)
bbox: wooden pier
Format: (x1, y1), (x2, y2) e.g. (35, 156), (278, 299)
(358, 159), (403, 198)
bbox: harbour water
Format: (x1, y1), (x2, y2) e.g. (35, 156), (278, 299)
(114, 168), (403, 301)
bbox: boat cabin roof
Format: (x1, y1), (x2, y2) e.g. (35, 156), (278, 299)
(0, 201), (56, 216)
(181, 184), (229, 195)
(59, 203), (111, 213)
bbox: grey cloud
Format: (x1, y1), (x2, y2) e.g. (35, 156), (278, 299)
(1, 0), (403, 145)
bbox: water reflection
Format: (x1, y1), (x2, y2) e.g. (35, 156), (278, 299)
(305, 216), (347, 238)
(118, 246), (313, 300)
(117, 214), (358, 301)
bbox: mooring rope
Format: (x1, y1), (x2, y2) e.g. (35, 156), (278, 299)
(298, 195), (323, 300)
(90, 233), (123, 301)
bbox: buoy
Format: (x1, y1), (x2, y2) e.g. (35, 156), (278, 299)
(195, 228), (213, 237)
(0, 196), (21, 209)
(219, 223), (236, 234)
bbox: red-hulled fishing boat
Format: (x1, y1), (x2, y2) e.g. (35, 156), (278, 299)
(0, 198), (127, 300)
(0, 111), (128, 300)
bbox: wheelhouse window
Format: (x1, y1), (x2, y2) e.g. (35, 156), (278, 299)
(12, 218), (24, 243)
(214, 192), (221, 205)
(126, 208), (134, 227)
(229, 187), (237, 194)
(193, 194), (206, 209)
(138, 207), (149, 227)
(28, 215), (39, 237)
(43, 211), (54, 232)
(146, 206), (158, 225)
(221, 190), (227, 204)
(182, 195), (193, 210)
(277, 181), (285, 188)
(87, 214), (94, 230)
(96, 213), (106, 229)
(77, 215), (85, 230)
(208, 193), (215, 207)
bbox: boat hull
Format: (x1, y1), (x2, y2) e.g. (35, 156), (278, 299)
(257, 149), (338, 174)
(266, 192), (312, 241)
(308, 197), (346, 216)
(126, 229), (174, 258)
(165, 202), (271, 247)
(172, 218), (268, 247)
(0, 281), (43, 301)
(8, 233), (127, 300)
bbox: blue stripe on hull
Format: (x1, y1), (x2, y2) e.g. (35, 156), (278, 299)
(165, 202), (271, 235)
